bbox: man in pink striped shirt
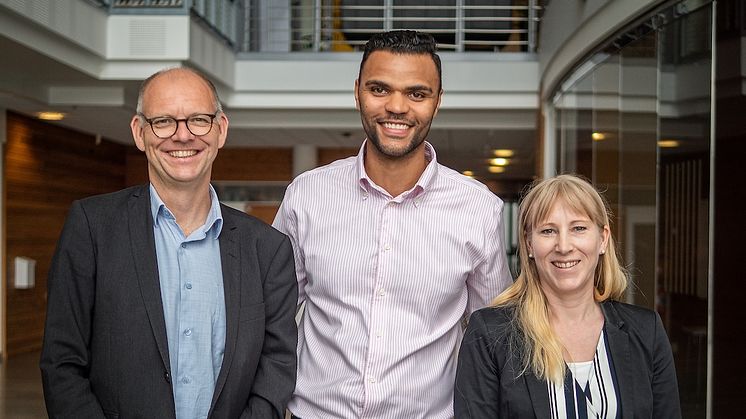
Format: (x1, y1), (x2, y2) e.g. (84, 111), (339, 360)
(273, 30), (513, 418)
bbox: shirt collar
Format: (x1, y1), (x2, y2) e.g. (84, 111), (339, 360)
(355, 139), (439, 200)
(149, 183), (223, 239)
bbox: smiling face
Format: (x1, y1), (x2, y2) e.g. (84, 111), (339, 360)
(528, 200), (610, 301)
(131, 69), (228, 192)
(354, 50), (442, 159)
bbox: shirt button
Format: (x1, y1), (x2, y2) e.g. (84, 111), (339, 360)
(185, 283), (192, 290)
(164, 372), (171, 383)
(384, 244), (391, 251)
(368, 376), (376, 383)
(378, 288), (386, 296)
(184, 328), (192, 337)
(180, 243), (186, 248)
(182, 376), (191, 384)
(376, 331), (382, 338)
(363, 193), (369, 200)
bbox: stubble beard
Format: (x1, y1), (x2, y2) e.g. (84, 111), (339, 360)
(362, 114), (432, 159)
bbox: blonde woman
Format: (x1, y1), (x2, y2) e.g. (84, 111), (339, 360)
(454, 174), (681, 418)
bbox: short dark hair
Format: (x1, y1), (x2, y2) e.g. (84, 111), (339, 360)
(358, 30), (442, 91)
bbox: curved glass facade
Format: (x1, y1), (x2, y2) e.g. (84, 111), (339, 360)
(548, 1), (713, 416)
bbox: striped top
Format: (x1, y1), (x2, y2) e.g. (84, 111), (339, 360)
(548, 330), (621, 419)
(273, 141), (513, 418)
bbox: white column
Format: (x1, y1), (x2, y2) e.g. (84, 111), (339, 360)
(542, 102), (557, 179)
(292, 144), (318, 178)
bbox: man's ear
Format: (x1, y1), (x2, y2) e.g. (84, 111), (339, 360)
(432, 88), (443, 118)
(354, 79), (360, 111)
(216, 112), (229, 149)
(130, 115), (146, 152)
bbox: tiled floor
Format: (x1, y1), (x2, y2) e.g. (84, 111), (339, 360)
(0, 349), (705, 419)
(0, 351), (46, 418)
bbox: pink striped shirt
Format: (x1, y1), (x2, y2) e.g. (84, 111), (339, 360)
(273, 141), (512, 418)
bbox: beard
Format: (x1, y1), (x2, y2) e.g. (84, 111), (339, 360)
(361, 112), (433, 159)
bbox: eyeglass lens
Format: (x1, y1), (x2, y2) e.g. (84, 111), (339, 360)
(149, 114), (215, 138)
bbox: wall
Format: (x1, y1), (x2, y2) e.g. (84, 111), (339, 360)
(4, 112), (127, 356)
(538, 0), (661, 101)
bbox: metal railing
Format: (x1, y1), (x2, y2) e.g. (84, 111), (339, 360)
(106, 0), (541, 53)
(111, 0), (184, 7)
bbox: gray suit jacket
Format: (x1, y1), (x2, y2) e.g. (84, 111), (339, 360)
(454, 300), (682, 418)
(40, 185), (298, 419)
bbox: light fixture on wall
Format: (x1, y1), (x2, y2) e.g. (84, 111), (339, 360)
(592, 132), (606, 141)
(658, 139), (680, 148)
(487, 166), (505, 174)
(37, 111), (66, 121)
(462, 170), (474, 177)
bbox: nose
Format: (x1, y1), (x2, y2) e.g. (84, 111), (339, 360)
(555, 231), (573, 254)
(172, 119), (194, 141)
(385, 92), (409, 115)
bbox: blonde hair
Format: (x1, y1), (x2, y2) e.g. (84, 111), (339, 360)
(493, 174), (628, 384)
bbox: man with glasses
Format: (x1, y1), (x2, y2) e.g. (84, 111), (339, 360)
(40, 67), (298, 419)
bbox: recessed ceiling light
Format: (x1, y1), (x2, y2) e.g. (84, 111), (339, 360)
(658, 139), (680, 148)
(492, 149), (515, 158)
(592, 132), (605, 141)
(37, 111), (65, 121)
(487, 166), (505, 174)
(489, 158), (509, 166)
(462, 170), (474, 177)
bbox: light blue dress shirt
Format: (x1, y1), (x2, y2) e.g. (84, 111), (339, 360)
(150, 184), (226, 419)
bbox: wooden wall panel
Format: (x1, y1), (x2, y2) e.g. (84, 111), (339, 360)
(4, 112), (127, 356)
(126, 147), (294, 185)
(318, 147), (358, 166)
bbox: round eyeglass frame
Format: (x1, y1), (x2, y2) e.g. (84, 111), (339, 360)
(139, 113), (218, 139)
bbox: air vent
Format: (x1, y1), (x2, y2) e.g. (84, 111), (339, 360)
(128, 18), (166, 56)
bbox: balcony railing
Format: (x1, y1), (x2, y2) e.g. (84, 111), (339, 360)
(106, 0), (541, 53)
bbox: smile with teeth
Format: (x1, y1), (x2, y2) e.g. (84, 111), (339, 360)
(552, 260), (580, 269)
(381, 122), (411, 130)
(168, 150), (197, 158)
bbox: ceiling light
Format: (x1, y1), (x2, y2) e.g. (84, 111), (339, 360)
(462, 170), (474, 177)
(591, 132), (605, 141)
(37, 111), (65, 121)
(658, 139), (680, 148)
(487, 166), (505, 174)
(492, 149), (515, 158)
(489, 158), (509, 166)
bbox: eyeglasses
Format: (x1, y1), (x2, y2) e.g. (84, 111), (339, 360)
(139, 113), (218, 139)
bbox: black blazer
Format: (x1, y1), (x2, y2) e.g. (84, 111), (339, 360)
(40, 185), (298, 419)
(454, 300), (681, 418)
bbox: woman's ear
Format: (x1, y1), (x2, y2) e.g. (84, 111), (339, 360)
(600, 225), (610, 254)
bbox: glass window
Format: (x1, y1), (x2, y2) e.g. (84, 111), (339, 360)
(549, 2), (712, 416)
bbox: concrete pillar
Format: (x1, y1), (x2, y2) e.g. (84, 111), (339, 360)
(293, 144), (318, 178)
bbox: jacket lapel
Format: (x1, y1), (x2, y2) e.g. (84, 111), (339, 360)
(602, 302), (634, 419)
(128, 186), (171, 374)
(210, 208), (241, 410)
(525, 372), (551, 418)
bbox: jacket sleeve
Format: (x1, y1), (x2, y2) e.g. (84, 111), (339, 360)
(39, 201), (106, 418)
(651, 311), (683, 418)
(243, 235), (298, 418)
(454, 310), (501, 418)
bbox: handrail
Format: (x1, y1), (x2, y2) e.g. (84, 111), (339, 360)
(106, 0), (542, 53)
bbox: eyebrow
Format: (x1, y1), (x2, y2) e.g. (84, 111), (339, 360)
(364, 80), (435, 94)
